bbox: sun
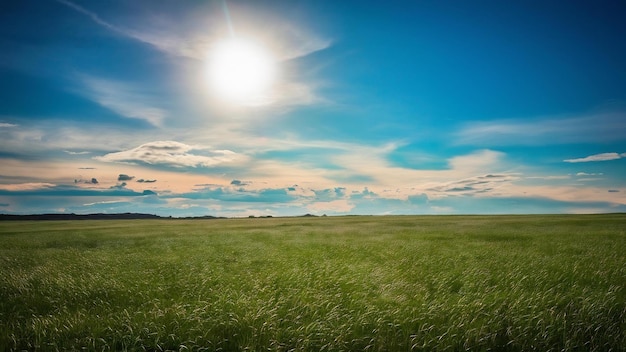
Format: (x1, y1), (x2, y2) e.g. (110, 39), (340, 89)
(207, 38), (277, 105)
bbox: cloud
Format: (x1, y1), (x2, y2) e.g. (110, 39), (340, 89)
(64, 150), (91, 155)
(608, 189), (620, 193)
(564, 152), (626, 163)
(74, 177), (98, 184)
(137, 179), (156, 183)
(83, 200), (127, 207)
(118, 174), (135, 181)
(94, 141), (245, 168)
(447, 149), (505, 172)
(0, 184), (145, 197)
(110, 182), (127, 190)
(0, 123), (18, 128)
(79, 76), (167, 127)
(427, 174), (519, 197)
(230, 180), (250, 186)
(58, 0), (330, 62)
(307, 199), (354, 213)
(576, 172), (603, 176)
(56, 0), (125, 35)
(0, 183), (56, 191)
(456, 112), (626, 146)
(58, 0), (330, 109)
(173, 186), (299, 204)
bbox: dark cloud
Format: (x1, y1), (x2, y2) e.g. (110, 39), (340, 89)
(0, 203), (9, 207)
(142, 190), (157, 195)
(230, 179), (250, 186)
(428, 174), (517, 196)
(74, 177), (99, 184)
(79, 167), (96, 170)
(118, 174), (135, 181)
(608, 189), (620, 193)
(137, 179), (157, 183)
(194, 183), (221, 187)
(110, 182), (127, 189)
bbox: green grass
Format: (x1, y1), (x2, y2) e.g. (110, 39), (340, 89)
(0, 214), (624, 351)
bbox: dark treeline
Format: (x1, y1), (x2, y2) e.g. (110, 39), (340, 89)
(0, 213), (168, 221)
(0, 213), (328, 221)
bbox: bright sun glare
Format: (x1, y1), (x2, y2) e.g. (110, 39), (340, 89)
(207, 38), (276, 105)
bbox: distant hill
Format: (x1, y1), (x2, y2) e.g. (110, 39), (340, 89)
(0, 213), (319, 220)
(0, 213), (165, 220)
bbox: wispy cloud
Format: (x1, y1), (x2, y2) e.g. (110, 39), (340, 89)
(456, 112), (626, 146)
(426, 174), (519, 197)
(83, 200), (128, 207)
(57, 0), (330, 62)
(576, 172), (603, 176)
(56, 0), (201, 59)
(64, 150), (91, 155)
(307, 199), (354, 213)
(79, 76), (167, 127)
(447, 149), (505, 173)
(0, 183), (56, 191)
(58, 0), (330, 109)
(564, 152), (626, 163)
(56, 0), (124, 35)
(94, 141), (246, 168)
(0, 122), (18, 128)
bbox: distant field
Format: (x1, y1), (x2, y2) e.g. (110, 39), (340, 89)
(0, 214), (624, 351)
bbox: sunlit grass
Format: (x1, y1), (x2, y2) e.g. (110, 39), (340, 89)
(0, 215), (624, 351)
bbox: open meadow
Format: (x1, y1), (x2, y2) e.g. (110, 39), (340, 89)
(0, 214), (624, 351)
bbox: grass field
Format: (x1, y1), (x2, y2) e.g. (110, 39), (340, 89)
(0, 214), (624, 351)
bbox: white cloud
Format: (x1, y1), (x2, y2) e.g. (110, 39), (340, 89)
(307, 199), (354, 213)
(64, 150), (91, 155)
(564, 152), (625, 163)
(447, 149), (505, 172)
(83, 200), (126, 207)
(58, 0), (330, 62)
(526, 175), (570, 180)
(79, 76), (167, 127)
(0, 122), (18, 128)
(456, 112), (626, 146)
(94, 141), (245, 168)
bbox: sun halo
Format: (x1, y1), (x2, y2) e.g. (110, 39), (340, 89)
(206, 38), (277, 106)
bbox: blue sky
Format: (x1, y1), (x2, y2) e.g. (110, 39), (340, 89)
(1, 0), (625, 217)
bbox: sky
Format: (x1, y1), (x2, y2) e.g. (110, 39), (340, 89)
(1, 0), (625, 217)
